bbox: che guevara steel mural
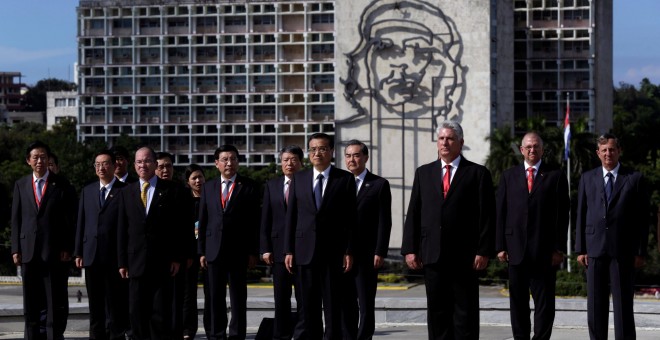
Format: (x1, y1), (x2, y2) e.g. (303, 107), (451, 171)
(340, 0), (468, 137)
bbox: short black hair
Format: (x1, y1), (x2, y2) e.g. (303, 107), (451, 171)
(156, 151), (174, 163)
(94, 149), (116, 164)
(49, 153), (59, 165)
(308, 133), (334, 149)
(109, 145), (130, 159)
(25, 141), (51, 159)
(214, 145), (239, 160)
(185, 164), (204, 181)
(280, 145), (304, 162)
(344, 139), (369, 156)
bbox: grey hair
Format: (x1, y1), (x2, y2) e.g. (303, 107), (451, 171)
(436, 121), (464, 140)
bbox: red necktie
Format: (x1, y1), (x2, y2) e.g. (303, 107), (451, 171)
(527, 167), (534, 193)
(443, 165), (451, 198)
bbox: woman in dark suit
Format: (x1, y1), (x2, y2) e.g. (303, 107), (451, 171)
(183, 164), (206, 339)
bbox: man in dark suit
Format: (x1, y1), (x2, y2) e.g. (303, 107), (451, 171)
(576, 133), (649, 340)
(401, 121), (495, 340)
(74, 150), (130, 340)
(198, 145), (261, 340)
(284, 132), (358, 339)
(110, 146), (138, 183)
(117, 146), (191, 340)
(11, 141), (77, 340)
(341, 140), (392, 340)
(495, 132), (569, 340)
(260, 145), (304, 339)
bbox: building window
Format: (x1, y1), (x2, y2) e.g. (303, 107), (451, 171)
(54, 99), (66, 107)
(311, 14), (334, 24)
(253, 15), (275, 25)
(225, 16), (246, 26)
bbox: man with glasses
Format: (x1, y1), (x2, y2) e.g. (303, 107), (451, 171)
(155, 152), (175, 181)
(496, 132), (569, 340)
(74, 150), (130, 340)
(11, 141), (77, 340)
(117, 146), (191, 340)
(284, 133), (358, 339)
(198, 145), (261, 340)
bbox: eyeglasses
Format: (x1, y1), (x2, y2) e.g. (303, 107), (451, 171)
(217, 157), (238, 164)
(308, 146), (331, 154)
(522, 145), (542, 151)
(135, 159), (155, 166)
(93, 161), (112, 169)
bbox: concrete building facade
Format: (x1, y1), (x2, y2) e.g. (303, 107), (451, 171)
(75, 0), (612, 249)
(46, 91), (79, 130)
(512, 0), (613, 133)
(77, 0), (336, 166)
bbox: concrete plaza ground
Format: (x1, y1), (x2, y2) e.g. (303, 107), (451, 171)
(1, 281), (659, 339)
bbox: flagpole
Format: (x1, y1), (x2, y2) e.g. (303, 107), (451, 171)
(565, 92), (572, 273)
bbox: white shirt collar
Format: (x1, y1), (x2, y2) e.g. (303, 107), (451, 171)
(100, 177), (117, 191)
(221, 174), (238, 183)
(441, 155), (461, 169)
(524, 160), (542, 171)
(33, 170), (50, 182)
(313, 166), (331, 180)
(602, 163), (621, 178)
(355, 169), (368, 182)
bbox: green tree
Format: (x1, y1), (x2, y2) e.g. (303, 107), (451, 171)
(23, 78), (77, 112)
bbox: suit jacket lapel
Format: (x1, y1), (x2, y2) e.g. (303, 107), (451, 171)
(430, 160), (445, 200)
(610, 167), (629, 204)
(224, 176), (243, 212)
(25, 177), (39, 213)
(356, 172), (372, 200)
(529, 163), (546, 195)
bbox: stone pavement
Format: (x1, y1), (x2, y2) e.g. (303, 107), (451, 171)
(1, 281), (660, 339)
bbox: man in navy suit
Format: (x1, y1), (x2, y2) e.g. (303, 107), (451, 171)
(260, 145), (304, 339)
(11, 141), (77, 340)
(75, 150), (130, 340)
(117, 146), (191, 340)
(576, 133), (649, 340)
(198, 145), (261, 340)
(284, 133), (358, 339)
(401, 121), (495, 340)
(341, 140), (392, 340)
(496, 132), (569, 340)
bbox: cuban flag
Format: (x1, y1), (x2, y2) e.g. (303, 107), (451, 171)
(564, 97), (570, 161)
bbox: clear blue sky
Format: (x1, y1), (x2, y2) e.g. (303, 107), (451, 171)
(1, 0), (658, 87)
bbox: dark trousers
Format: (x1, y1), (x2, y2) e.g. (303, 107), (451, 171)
(207, 259), (248, 340)
(85, 264), (130, 340)
(508, 260), (556, 340)
(128, 268), (174, 340)
(22, 259), (69, 340)
(173, 260), (200, 339)
(272, 261), (299, 340)
(293, 260), (343, 340)
(341, 256), (378, 340)
(424, 261), (479, 340)
(587, 256), (636, 340)
(182, 260), (201, 338)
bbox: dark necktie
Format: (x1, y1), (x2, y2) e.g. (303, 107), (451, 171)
(443, 165), (451, 198)
(314, 173), (324, 209)
(100, 186), (107, 207)
(605, 172), (614, 203)
(527, 167), (534, 193)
